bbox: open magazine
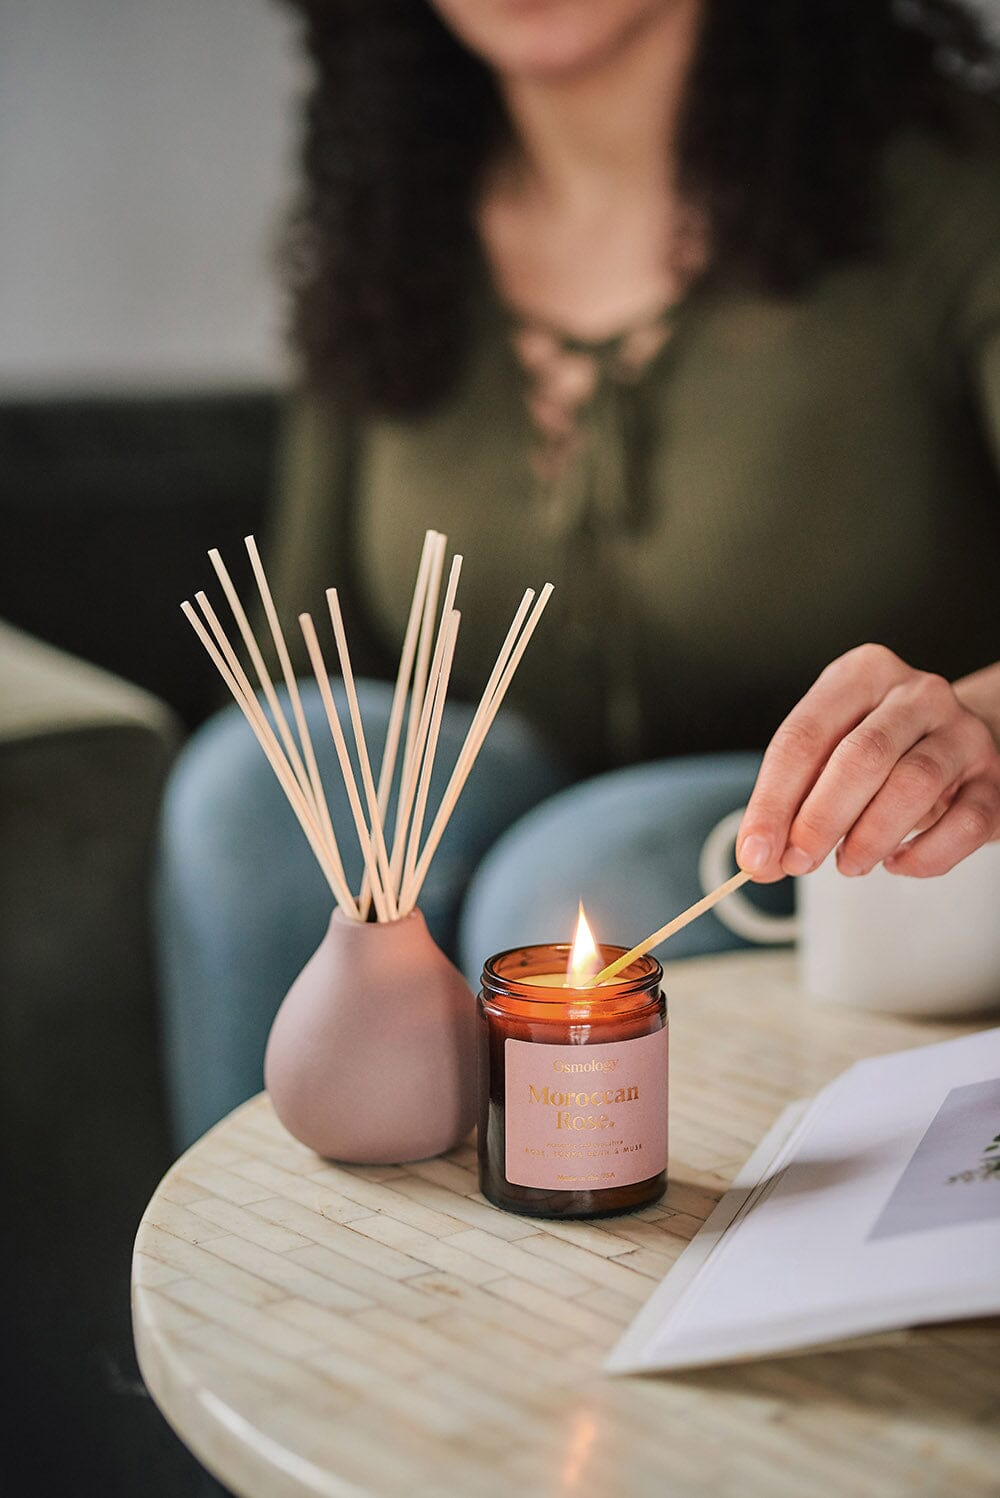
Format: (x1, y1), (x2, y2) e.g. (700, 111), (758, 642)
(607, 1026), (1000, 1374)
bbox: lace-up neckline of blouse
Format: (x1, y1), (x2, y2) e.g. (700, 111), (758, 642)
(509, 301), (678, 485)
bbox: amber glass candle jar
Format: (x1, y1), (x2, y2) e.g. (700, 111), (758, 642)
(478, 944), (667, 1218)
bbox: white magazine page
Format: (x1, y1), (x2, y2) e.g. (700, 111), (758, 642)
(609, 1027), (1000, 1373)
(605, 1098), (811, 1373)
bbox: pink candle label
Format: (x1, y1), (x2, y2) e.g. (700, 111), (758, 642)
(504, 1028), (668, 1191)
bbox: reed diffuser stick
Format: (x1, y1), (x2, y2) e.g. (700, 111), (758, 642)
(196, 589), (345, 889)
(587, 869), (753, 985)
(208, 547), (315, 815)
(398, 557), (462, 890)
(358, 530), (436, 918)
(245, 536), (343, 874)
(402, 608), (461, 900)
(400, 583), (554, 914)
(402, 532), (447, 805)
(299, 613), (390, 923)
(327, 589), (398, 920)
(389, 552), (462, 896)
(192, 590), (343, 883)
(181, 600), (359, 914)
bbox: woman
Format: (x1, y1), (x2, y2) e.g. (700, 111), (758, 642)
(159, 0), (1000, 1143)
(274, 0), (1000, 881)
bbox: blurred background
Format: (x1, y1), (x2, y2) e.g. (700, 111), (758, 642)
(1, 0), (296, 393)
(1, 0), (300, 727)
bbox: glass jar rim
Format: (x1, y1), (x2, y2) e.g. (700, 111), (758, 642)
(481, 942), (662, 1003)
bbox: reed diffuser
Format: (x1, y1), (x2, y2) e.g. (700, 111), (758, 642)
(183, 529), (553, 1163)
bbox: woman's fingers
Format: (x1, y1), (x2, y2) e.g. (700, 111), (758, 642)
(737, 644), (1000, 883)
(833, 714), (988, 875)
(785, 673), (959, 876)
(736, 644), (909, 882)
(882, 775), (1000, 877)
(909, 778), (962, 835)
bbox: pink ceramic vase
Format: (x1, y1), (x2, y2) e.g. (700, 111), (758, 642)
(263, 907), (477, 1164)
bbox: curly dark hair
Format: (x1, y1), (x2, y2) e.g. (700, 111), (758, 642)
(278, 0), (997, 416)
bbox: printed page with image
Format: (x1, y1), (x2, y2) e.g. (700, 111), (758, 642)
(608, 1027), (1000, 1374)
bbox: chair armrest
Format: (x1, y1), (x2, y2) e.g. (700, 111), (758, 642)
(0, 617), (180, 746)
(1, 622), (182, 1376)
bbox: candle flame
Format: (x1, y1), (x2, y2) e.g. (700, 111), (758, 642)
(567, 902), (602, 985)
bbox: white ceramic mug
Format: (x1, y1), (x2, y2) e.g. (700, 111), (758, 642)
(699, 809), (1000, 1017)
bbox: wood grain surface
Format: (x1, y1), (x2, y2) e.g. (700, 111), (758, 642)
(132, 950), (1000, 1498)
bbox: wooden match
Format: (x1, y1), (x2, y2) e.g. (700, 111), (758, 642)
(587, 869), (754, 985)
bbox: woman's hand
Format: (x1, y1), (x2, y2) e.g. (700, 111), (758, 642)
(736, 645), (1000, 882)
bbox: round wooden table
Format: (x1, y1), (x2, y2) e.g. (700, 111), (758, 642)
(132, 950), (1000, 1497)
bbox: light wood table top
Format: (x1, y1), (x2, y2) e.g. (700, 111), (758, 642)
(132, 950), (1000, 1498)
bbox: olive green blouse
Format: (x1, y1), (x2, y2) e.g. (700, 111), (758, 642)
(270, 100), (1000, 775)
